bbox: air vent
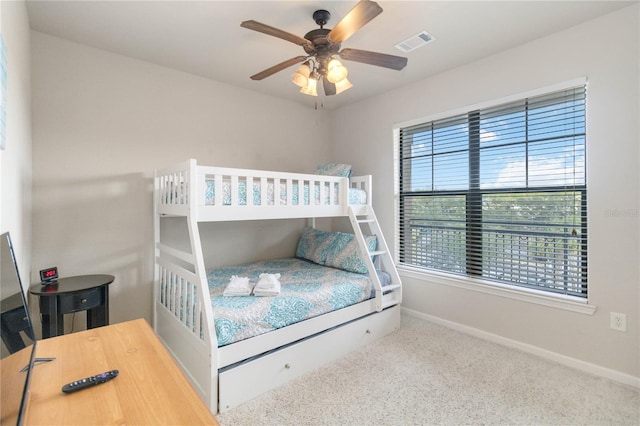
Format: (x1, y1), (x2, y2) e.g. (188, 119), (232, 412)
(395, 31), (435, 53)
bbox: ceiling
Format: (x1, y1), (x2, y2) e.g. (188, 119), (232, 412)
(26, 0), (635, 110)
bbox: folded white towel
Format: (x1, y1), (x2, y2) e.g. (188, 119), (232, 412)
(253, 273), (281, 297)
(223, 275), (253, 296)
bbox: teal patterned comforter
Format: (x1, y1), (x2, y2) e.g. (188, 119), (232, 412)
(207, 258), (373, 347)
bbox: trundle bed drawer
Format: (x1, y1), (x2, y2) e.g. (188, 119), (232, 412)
(218, 305), (400, 412)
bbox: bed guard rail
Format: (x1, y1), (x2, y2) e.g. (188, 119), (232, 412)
(155, 159), (194, 216)
(155, 159), (373, 221)
(197, 166), (347, 208)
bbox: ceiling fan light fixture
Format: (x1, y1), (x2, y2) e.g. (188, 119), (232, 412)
(326, 59), (348, 84)
(241, 1), (408, 98)
(334, 77), (353, 94)
(291, 62), (311, 87)
(300, 75), (318, 96)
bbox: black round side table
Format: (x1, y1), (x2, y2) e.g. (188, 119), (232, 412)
(29, 274), (114, 339)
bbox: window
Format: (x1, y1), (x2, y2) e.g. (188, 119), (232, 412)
(397, 85), (587, 298)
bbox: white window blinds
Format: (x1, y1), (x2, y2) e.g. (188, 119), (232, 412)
(398, 85), (587, 297)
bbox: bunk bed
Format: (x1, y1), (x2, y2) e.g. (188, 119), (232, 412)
(153, 159), (402, 413)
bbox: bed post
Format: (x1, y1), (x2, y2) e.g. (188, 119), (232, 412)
(186, 160), (218, 412)
(153, 168), (160, 330)
(154, 159), (219, 413)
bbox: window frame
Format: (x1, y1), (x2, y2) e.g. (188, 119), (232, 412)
(393, 78), (596, 314)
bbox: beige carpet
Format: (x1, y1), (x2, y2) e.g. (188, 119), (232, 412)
(216, 313), (639, 425)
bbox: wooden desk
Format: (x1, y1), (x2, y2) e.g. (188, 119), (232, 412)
(25, 319), (218, 425)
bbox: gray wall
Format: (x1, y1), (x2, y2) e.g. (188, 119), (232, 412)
(0, 1), (32, 291)
(330, 5), (639, 381)
(30, 31), (332, 327)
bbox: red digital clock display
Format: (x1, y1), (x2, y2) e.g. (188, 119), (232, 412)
(40, 267), (58, 282)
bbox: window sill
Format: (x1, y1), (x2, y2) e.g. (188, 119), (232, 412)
(398, 265), (597, 315)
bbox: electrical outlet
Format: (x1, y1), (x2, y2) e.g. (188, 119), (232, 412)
(610, 312), (627, 332)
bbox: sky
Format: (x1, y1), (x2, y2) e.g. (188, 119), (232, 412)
(404, 95), (586, 193)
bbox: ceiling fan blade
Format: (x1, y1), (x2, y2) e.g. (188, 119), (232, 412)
(323, 77), (336, 96)
(327, 0), (383, 44)
(250, 56), (307, 80)
(241, 20), (312, 48)
(339, 48), (408, 70)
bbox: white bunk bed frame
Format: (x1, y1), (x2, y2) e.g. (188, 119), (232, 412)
(153, 159), (402, 413)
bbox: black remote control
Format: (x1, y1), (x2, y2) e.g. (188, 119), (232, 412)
(62, 370), (119, 394)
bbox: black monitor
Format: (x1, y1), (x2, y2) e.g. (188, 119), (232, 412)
(1, 232), (37, 425)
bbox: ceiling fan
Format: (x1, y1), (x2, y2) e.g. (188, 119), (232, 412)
(240, 0), (408, 97)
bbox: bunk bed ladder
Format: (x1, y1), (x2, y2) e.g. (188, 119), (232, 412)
(348, 205), (402, 311)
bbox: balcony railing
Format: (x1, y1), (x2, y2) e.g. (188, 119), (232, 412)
(401, 221), (586, 297)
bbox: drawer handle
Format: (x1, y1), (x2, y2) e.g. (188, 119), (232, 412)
(81, 298), (88, 304)
(284, 363), (291, 369)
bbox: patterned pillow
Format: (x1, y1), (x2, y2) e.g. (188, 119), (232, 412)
(295, 227), (334, 265)
(315, 163), (352, 178)
(296, 227), (376, 274)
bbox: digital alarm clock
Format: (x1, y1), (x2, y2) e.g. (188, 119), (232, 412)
(39, 266), (59, 283)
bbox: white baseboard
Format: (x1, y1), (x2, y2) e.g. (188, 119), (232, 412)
(401, 307), (640, 389)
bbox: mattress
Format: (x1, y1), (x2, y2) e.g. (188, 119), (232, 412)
(204, 179), (367, 206)
(207, 258), (374, 347)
